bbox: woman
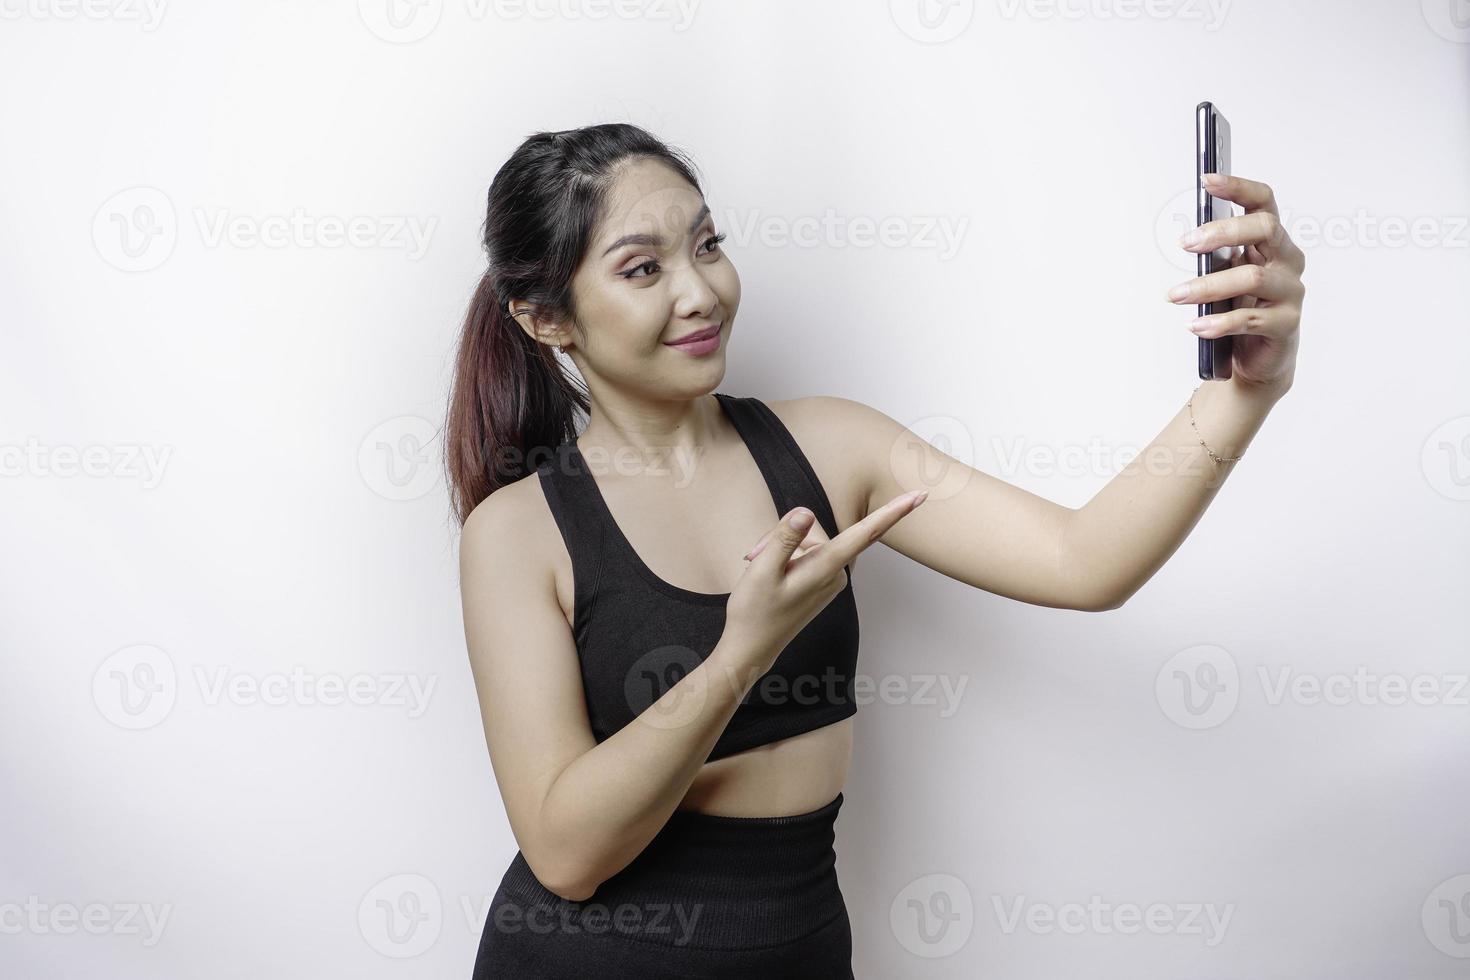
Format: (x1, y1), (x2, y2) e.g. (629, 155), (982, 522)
(447, 123), (1304, 978)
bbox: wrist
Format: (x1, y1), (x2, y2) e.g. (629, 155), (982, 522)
(708, 629), (774, 694)
(1230, 370), (1293, 405)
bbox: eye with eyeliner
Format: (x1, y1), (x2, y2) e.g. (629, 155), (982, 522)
(618, 232), (727, 280)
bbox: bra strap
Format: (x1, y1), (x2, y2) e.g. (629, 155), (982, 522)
(534, 443), (607, 623)
(716, 393), (842, 541)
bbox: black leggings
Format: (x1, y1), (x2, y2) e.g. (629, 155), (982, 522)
(472, 792), (853, 979)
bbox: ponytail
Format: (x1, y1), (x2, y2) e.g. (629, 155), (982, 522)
(444, 272), (584, 526)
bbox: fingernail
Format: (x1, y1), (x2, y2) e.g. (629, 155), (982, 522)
(1167, 283), (1191, 301)
(789, 509), (814, 530)
(912, 490), (929, 505)
(1201, 172), (1222, 185)
(1188, 317), (1208, 333)
(1178, 229), (1202, 248)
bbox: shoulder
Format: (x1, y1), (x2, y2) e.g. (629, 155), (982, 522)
(766, 395), (907, 468)
(765, 394), (901, 441)
(462, 466), (539, 538)
(460, 465), (560, 580)
(761, 394), (905, 528)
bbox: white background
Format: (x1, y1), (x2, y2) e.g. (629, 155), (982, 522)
(3, 1), (1468, 977)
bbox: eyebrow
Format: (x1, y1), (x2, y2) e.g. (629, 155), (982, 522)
(600, 202), (712, 258)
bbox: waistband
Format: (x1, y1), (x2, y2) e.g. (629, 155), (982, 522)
(496, 792), (846, 951)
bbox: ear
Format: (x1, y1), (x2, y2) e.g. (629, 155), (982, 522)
(507, 301), (574, 350)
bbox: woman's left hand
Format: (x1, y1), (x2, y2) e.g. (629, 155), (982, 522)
(1170, 172), (1305, 395)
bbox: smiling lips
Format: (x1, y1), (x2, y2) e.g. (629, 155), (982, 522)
(666, 323), (721, 346)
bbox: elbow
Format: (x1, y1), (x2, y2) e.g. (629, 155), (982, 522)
(1062, 550), (1133, 611)
(1057, 514), (1129, 613)
(525, 850), (601, 902)
(1072, 585), (1130, 612)
(521, 779), (608, 902)
(549, 878), (600, 903)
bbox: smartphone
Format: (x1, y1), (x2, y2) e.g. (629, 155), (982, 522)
(1196, 101), (1235, 380)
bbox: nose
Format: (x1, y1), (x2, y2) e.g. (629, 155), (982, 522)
(668, 257), (719, 319)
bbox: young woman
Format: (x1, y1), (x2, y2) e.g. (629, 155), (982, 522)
(447, 123), (1304, 978)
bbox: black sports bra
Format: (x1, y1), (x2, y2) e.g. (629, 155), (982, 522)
(534, 392), (860, 762)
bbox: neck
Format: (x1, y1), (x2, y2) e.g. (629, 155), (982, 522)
(575, 389), (724, 474)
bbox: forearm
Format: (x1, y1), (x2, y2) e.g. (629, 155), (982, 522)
(1062, 375), (1291, 609)
(533, 629), (769, 898)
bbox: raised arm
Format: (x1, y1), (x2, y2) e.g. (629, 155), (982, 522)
(821, 394), (1101, 610)
(1063, 172), (1302, 606)
(825, 173), (1303, 611)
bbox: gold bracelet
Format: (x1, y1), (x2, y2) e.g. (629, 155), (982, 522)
(1187, 383), (1244, 465)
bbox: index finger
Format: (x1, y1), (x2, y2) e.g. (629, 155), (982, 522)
(788, 488), (928, 578)
(743, 513), (831, 562)
(1202, 172), (1278, 217)
(1185, 211), (1305, 276)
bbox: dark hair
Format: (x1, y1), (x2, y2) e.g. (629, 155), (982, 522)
(444, 123), (704, 526)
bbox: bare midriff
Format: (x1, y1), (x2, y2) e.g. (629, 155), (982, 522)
(677, 715), (853, 817)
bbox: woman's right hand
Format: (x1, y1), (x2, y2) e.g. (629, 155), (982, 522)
(723, 489), (929, 666)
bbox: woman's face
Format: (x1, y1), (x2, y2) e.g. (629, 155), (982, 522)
(560, 156), (740, 399)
